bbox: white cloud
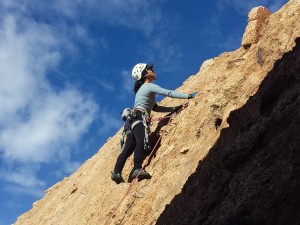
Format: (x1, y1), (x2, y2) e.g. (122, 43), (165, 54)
(0, 166), (44, 188)
(4, 185), (45, 198)
(0, 164), (45, 198)
(0, 5), (99, 192)
(1, 89), (98, 163)
(0, 16), (59, 125)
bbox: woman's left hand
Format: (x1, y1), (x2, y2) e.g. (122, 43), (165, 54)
(188, 92), (198, 99)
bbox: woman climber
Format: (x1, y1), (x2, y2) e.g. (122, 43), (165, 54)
(111, 63), (198, 184)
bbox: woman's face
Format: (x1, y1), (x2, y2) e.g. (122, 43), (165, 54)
(146, 68), (156, 81)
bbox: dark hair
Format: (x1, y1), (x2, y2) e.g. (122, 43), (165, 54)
(133, 69), (148, 93)
(134, 79), (145, 93)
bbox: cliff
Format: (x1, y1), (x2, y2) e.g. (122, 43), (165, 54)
(14, 1), (300, 225)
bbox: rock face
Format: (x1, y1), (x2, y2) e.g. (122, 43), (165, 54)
(242, 6), (271, 48)
(157, 35), (300, 225)
(14, 1), (300, 225)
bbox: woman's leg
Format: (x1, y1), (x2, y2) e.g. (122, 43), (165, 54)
(132, 122), (146, 170)
(113, 131), (136, 173)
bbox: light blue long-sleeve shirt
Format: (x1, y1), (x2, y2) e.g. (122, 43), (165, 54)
(134, 83), (189, 115)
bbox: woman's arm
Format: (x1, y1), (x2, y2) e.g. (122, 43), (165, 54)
(152, 103), (183, 113)
(149, 83), (190, 99)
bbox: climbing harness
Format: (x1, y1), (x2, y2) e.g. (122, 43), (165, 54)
(105, 102), (189, 225)
(120, 108), (137, 150)
(120, 107), (152, 151)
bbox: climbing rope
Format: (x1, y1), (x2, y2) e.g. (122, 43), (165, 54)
(104, 102), (188, 225)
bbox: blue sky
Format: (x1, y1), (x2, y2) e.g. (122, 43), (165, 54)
(0, 0), (288, 224)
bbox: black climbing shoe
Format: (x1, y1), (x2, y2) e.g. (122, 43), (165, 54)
(111, 171), (124, 184)
(131, 169), (151, 180)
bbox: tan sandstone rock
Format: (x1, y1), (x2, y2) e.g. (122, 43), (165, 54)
(242, 6), (271, 48)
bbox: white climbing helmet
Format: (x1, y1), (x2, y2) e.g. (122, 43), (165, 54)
(132, 63), (147, 80)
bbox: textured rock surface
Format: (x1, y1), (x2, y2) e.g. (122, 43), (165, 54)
(157, 35), (300, 225)
(242, 6), (271, 47)
(14, 1), (300, 225)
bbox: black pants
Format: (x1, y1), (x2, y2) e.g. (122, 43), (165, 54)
(114, 121), (145, 173)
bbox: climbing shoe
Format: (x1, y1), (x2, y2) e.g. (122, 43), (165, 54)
(111, 171), (124, 184)
(131, 169), (151, 180)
